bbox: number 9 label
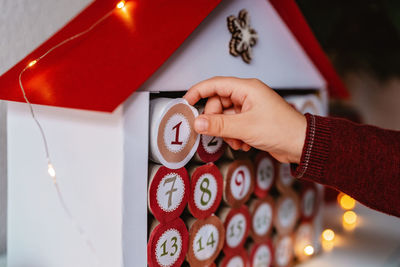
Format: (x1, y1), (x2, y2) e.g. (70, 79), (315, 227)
(224, 160), (254, 208)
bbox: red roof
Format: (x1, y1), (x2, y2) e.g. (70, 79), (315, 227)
(0, 0), (348, 112)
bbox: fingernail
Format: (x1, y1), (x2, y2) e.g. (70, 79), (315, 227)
(194, 117), (209, 132)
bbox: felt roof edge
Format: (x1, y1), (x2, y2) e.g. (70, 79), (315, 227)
(0, 0), (348, 112)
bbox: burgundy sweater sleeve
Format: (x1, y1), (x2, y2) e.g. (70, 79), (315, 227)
(293, 113), (400, 217)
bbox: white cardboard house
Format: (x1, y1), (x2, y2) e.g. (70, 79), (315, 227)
(0, 0), (348, 266)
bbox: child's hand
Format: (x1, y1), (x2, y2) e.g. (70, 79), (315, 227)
(183, 77), (307, 163)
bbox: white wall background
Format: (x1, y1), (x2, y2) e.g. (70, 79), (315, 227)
(0, 0), (93, 257)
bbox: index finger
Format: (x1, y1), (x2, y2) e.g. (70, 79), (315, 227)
(183, 76), (249, 106)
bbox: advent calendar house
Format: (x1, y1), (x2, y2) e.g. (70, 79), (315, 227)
(0, 0), (348, 266)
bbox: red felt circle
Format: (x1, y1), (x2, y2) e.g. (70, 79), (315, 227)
(188, 163), (223, 219)
(148, 166), (189, 223)
(147, 217), (189, 267)
(299, 181), (318, 221)
(196, 134), (226, 163)
(220, 248), (249, 267)
(249, 240), (274, 267)
(222, 205), (251, 255)
(254, 152), (277, 198)
(249, 196), (275, 242)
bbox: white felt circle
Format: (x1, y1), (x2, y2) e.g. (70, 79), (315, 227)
(275, 236), (292, 267)
(193, 224), (219, 261)
(257, 157), (274, 190)
(226, 213), (246, 248)
(155, 229), (182, 267)
(253, 203), (272, 236)
(303, 189), (315, 218)
(278, 198), (296, 228)
(279, 163), (294, 187)
(201, 135), (224, 154)
(194, 173), (218, 211)
(156, 173), (185, 212)
(163, 113), (191, 153)
(253, 244), (272, 267)
(227, 255), (245, 267)
(230, 165), (251, 200)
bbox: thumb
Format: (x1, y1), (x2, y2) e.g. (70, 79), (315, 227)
(193, 114), (244, 139)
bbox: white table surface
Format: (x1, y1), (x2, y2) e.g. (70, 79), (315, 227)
(298, 204), (400, 267)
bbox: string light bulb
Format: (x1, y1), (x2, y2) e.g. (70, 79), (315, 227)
(343, 210), (357, 225)
(116, 1), (126, 9)
(48, 163), (56, 179)
(322, 229), (335, 242)
(27, 60), (37, 68)
(303, 245), (314, 256)
(339, 194), (356, 210)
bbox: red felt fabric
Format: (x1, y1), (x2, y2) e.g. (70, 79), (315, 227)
(0, 0), (220, 112)
(294, 114), (400, 217)
(269, 0), (349, 99)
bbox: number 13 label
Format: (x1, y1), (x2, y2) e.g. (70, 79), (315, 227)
(156, 229), (182, 266)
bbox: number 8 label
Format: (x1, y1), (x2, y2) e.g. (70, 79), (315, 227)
(194, 174), (217, 211)
(188, 164), (223, 219)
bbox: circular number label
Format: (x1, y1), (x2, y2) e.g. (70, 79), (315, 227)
(148, 218), (188, 267)
(194, 174), (218, 211)
(155, 100), (199, 169)
(278, 197), (296, 228)
(257, 157), (274, 191)
(156, 173), (185, 212)
(155, 229), (182, 267)
(275, 236), (293, 267)
(226, 256), (245, 267)
(201, 135), (224, 154)
(253, 203), (273, 236)
(279, 163), (294, 187)
(193, 224), (219, 261)
(226, 213), (246, 248)
(163, 114), (191, 153)
(253, 244), (272, 267)
(302, 189), (316, 218)
(230, 166), (251, 201)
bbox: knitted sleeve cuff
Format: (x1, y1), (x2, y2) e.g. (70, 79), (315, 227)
(291, 113), (331, 180)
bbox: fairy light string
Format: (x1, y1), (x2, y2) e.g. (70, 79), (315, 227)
(17, 1), (127, 265)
